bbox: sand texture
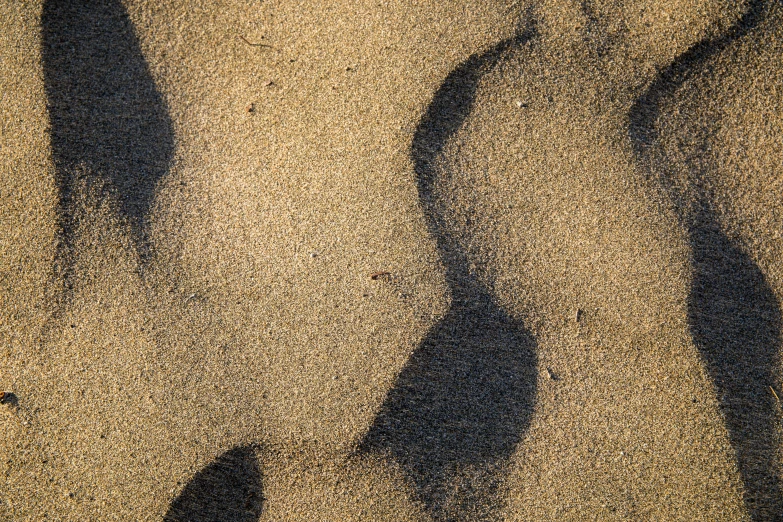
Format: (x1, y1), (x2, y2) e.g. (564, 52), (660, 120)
(1, 0), (782, 520)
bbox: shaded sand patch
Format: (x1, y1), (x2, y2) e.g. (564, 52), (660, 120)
(41, 0), (174, 282)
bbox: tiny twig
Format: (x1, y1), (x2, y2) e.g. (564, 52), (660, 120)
(370, 271), (391, 280)
(771, 386), (780, 403)
(238, 35), (272, 48)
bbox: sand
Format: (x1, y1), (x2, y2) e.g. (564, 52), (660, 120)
(1, 0), (781, 520)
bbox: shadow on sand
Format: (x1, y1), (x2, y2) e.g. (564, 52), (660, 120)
(630, 1), (783, 518)
(41, 0), (174, 292)
(164, 445), (264, 522)
(360, 24), (538, 521)
(689, 213), (782, 519)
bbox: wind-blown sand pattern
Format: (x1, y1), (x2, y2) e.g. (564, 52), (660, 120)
(1, 1), (781, 520)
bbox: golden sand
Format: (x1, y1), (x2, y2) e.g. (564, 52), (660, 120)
(1, 1), (781, 520)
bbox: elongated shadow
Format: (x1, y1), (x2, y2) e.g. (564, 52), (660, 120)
(689, 214), (782, 519)
(41, 0), (174, 289)
(629, 1), (783, 519)
(361, 24), (538, 521)
(164, 445), (264, 522)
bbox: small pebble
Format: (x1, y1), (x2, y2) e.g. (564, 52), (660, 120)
(546, 368), (558, 380)
(0, 391), (16, 406)
(310, 252), (317, 258)
(246, 103), (255, 113)
(575, 308), (583, 322)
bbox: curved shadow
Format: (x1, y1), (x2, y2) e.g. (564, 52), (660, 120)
(628, 0), (765, 152)
(360, 24), (538, 521)
(164, 445), (264, 522)
(412, 25), (535, 229)
(629, 1), (783, 519)
(41, 0), (174, 291)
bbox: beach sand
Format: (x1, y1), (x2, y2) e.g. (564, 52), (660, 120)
(1, 0), (781, 520)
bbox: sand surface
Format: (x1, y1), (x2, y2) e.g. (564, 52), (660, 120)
(1, 0), (782, 520)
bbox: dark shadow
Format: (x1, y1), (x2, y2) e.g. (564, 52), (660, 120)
(689, 214), (783, 520)
(360, 24), (538, 521)
(360, 279), (537, 520)
(164, 445), (264, 522)
(41, 0), (174, 287)
(629, 1), (783, 519)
